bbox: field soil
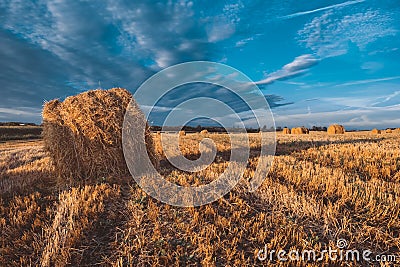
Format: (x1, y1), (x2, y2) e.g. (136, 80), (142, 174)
(0, 131), (399, 266)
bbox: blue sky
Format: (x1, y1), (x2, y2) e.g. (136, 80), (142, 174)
(1, 0), (400, 129)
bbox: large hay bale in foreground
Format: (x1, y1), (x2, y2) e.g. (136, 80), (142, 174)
(43, 88), (157, 184)
(282, 128), (291, 134)
(371, 128), (381, 134)
(291, 127), (309, 134)
(327, 124), (345, 134)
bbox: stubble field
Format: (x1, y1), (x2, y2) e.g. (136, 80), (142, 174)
(0, 131), (399, 266)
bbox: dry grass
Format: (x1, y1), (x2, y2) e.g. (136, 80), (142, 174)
(1, 131), (400, 266)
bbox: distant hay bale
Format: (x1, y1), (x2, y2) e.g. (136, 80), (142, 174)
(291, 127), (309, 134)
(385, 129), (392, 133)
(371, 128), (381, 134)
(200, 129), (208, 135)
(282, 127), (291, 134)
(42, 88), (158, 184)
(179, 130), (186, 136)
(327, 124), (345, 134)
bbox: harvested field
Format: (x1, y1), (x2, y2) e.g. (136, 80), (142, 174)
(1, 131), (400, 266)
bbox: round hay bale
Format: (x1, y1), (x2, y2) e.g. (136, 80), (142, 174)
(371, 128), (381, 134)
(42, 88), (157, 184)
(385, 129), (392, 133)
(282, 127), (291, 134)
(200, 129), (208, 135)
(291, 127), (309, 134)
(327, 124), (345, 134)
(179, 130), (186, 136)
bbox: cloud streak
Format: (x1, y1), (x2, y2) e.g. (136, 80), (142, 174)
(335, 76), (400, 87)
(254, 54), (319, 85)
(280, 0), (365, 19)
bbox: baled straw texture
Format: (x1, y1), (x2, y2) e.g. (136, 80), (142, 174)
(42, 88), (157, 184)
(179, 130), (186, 136)
(282, 128), (291, 134)
(327, 124), (345, 134)
(200, 129), (208, 135)
(371, 128), (381, 134)
(291, 127), (309, 134)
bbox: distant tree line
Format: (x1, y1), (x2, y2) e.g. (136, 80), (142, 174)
(278, 126), (328, 131)
(150, 125), (333, 133)
(150, 125), (261, 133)
(0, 122), (39, 126)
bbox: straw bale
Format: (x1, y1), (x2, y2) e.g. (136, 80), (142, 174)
(42, 88), (157, 183)
(291, 127), (309, 134)
(327, 124), (345, 134)
(371, 128), (381, 134)
(282, 128), (291, 134)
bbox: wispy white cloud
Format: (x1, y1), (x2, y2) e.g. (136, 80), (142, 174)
(235, 37), (254, 47)
(140, 105), (182, 113)
(335, 76), (400, 87)
(0, 107), (42, 122)
(254, 54), (319, 85)
(298, 10), (398, 58)
(361, 61), (384, 73)
(0, 108), (38, 116)
(320, 96), (376, 108)
(371, 90), (400, 106)
(206, 2), (243, 43)
(280, 0), (365, 19)
(315, 90), (400, 109)
(368, 47), (399, 56)
(207, 22), (236, 43)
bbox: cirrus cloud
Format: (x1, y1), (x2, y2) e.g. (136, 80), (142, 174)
(254, 54), (319, 85)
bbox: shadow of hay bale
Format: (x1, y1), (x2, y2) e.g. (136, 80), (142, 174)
(42, 88), (158, 185)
